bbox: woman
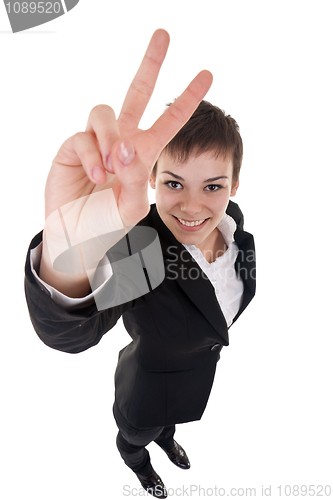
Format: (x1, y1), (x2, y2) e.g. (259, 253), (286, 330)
(24, 30), (255, 498)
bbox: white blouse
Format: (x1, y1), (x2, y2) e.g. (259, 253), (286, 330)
(182, 213), (244, 327)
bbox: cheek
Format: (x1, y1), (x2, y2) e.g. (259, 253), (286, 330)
(155, 190), (176, 210)
(210, 193), (229, 214)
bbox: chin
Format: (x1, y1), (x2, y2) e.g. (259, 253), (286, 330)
(175, 230), (204, 245)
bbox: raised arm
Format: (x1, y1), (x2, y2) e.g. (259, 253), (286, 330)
(39, 30), (212, 298)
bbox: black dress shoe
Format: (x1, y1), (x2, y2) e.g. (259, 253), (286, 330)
(136, 468), (168, 498)
(159, 440), (191, 469)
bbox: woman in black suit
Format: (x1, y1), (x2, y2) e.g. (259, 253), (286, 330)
(24, 30), (255, 498)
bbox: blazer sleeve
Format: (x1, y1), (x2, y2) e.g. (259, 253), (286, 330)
(24, 231), (135, 354)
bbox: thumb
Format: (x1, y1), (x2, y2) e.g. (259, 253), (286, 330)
(113, 139), (150, 226)
(113, 138), (149, 191)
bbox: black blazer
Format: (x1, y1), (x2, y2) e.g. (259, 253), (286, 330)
(24, 201), (256, 428)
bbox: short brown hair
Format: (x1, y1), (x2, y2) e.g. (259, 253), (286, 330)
(151, 100), (243, 187)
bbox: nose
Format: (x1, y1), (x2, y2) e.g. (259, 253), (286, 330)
(180, 192), (202, 216)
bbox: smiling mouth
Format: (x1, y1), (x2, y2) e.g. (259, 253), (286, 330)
(174, 216), (208, 227)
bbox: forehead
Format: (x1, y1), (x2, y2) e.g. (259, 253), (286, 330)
(156, 150), (233, 177)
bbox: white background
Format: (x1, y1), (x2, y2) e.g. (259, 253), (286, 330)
(1, 1), (332, 498)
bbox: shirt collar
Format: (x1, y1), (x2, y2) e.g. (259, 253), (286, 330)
(217, 212), (237, 248)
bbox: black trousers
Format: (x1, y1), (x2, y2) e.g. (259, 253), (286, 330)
(113, 402), (175, 476)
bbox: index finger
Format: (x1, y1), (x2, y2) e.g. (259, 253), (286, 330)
(146, 70), (213, 161)
(118, 29), (170, 135)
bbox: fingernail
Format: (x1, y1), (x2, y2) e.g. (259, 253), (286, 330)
(118, 139), (135, 165)
(105, 154), (114, 173)
(92, 165), (105, 183)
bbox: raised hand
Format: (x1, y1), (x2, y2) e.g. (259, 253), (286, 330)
(40, 29), (213, 296)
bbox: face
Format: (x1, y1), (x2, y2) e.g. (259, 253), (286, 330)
(149, 151), (239, 252)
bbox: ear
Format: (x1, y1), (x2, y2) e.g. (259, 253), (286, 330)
(149, 176), (156, 189)
(230, 179), (239, 197)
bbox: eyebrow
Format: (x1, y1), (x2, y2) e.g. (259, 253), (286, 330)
(161, 170), (228, 183)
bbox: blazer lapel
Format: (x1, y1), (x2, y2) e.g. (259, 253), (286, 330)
(149, 206), (228, 339)
(232, 227), (256, 323)
(167, 243), (229, 336)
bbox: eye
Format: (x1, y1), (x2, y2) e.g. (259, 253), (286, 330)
(204, 184), (223, 192)
(165, 181), (183, 189)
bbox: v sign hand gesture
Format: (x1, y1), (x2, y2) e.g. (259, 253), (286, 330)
(40, 30), (213, 297)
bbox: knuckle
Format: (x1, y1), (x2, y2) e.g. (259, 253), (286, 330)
(73, 131), (87, 143)
(168, 103), (186, 125)
(101, 130), (118, 143)
(72, 132), (98, 159)
(131, 79), (154, 98)
(118, 111), (134, 126)
(123, 169), (149, 188)
(148, 128), (165, 149)
(117, 113), (138, 136)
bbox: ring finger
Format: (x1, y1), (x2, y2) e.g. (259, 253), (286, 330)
(86, 104), (121, 173)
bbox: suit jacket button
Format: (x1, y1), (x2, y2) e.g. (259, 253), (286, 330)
(211, 343), (221, 351)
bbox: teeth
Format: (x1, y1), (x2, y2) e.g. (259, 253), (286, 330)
(177, 217), (206, 227)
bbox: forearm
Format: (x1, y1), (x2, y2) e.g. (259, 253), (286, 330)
(39, 236), (93, 298)
(40, 188), (126, 298)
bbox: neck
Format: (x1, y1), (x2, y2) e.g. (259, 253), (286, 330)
(198, 229), (228, 263)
